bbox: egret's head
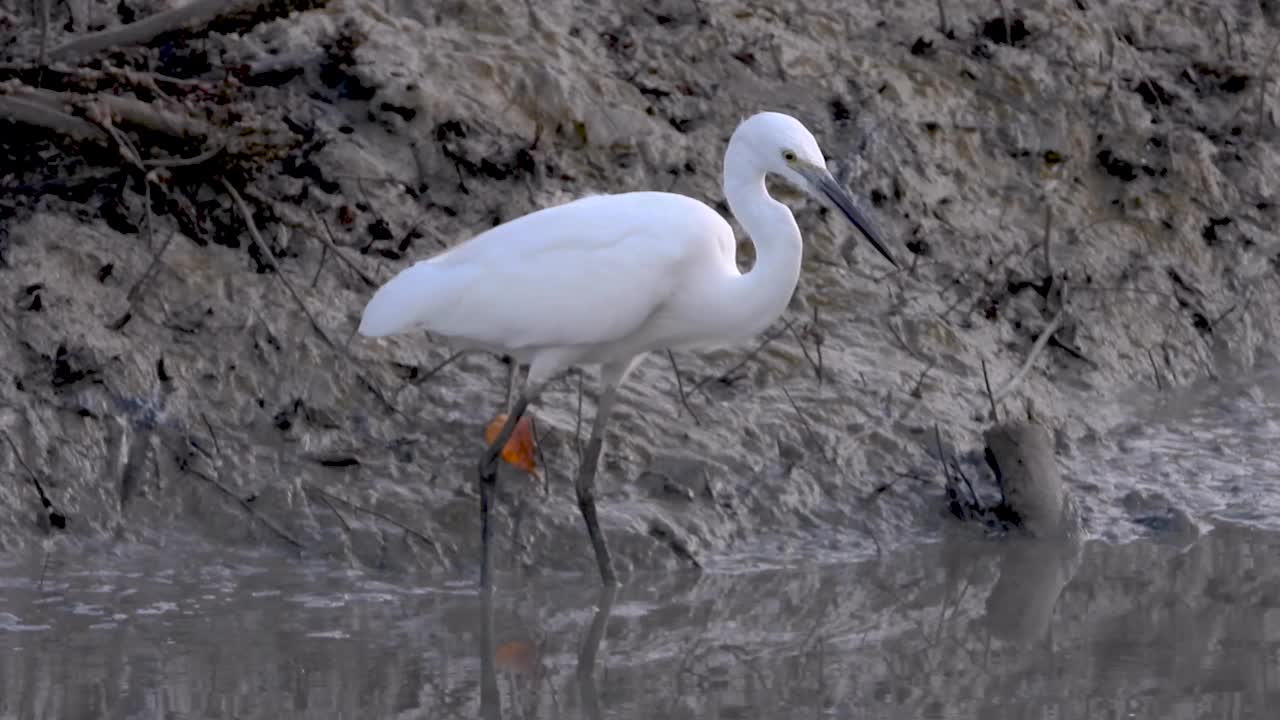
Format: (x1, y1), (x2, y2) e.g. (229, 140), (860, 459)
(734, 112), (898, 268)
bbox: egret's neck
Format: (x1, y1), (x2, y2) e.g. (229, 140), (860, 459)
(720, 142), (803, 337)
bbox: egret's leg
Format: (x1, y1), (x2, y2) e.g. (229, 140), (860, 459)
(477, 380), (546, 588)
(576, 583), (617, 720)
(477, 585), (501, 720)
(577, 381), (623, 586)
(501, 355), (524, 412)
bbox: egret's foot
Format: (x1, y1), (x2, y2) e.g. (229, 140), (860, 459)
(483, 412), (538, 474)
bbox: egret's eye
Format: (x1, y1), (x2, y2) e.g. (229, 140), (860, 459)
(782, 150), (797, 162)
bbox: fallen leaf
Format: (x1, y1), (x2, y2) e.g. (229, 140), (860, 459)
(484, 414), (537, 474)
(494, 640), (536, 674)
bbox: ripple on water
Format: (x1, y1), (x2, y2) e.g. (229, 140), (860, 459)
(0, 613), (50, 632)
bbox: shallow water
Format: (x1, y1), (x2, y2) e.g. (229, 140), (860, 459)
(1090, 362), (1280, 538)
(2, 524), (1278, 719)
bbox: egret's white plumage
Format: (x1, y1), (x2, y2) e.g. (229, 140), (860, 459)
(358, 111), (897, 587)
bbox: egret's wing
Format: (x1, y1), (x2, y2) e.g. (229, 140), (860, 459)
(359, 193), (721, 350)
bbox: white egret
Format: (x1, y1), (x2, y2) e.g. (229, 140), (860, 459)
(358, 111), (897, 587)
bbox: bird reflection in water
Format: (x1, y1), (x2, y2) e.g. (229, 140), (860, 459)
(477, 585), (617, 719)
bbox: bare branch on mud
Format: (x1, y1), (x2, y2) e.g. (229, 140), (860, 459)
(2, 429), (66, 529)
(304, 485), (443, 557)
(1040, 204), (1054, 282)
(932, 423), (952, 486)
(310, 241), (329, 288)
(691, 318), (795, 396)
(109, 178), (173, 329)
(909, 357), (937, 399)
(184, 464), (303, 549)
(309, 210), (379, 287)
(50, 0), (333, 60)
(314, 490), (352, 533)
(1146, 348), (1164, 390)
(887, 320), (929, 363)
(779, 384), (825, 459)
(2, 84), (216, 141)
(228, 179), (403, 417)
(0, 92), (107, 143)
(787, 322), (823, 385)
(665, 350), (702, 425)
(409, 351), (466, 387)
(981, 357), (999, 422)
(991, 304), (1066, 403)
(222, 179), (338, 354)
(199, 412), (221, 455)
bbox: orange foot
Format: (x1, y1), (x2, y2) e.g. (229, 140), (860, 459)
(483, 413), (538, 474)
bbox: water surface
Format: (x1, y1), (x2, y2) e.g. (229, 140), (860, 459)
(2, 525), (1278, 719)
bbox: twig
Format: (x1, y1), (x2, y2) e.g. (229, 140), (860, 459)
(409, 350), (466, 387)
(110, 183), (174, 328)
(146, 143), (225, 168)
(310, 243), (329, 288)
(692, 318), (795, 395)
(1146, 348), (1164, 390)
(199, 412), (221, 454)
(887, 321), (929, 363)
(788, 324), (823, 385)
(304, 485), (441, 554)
(2, 429), (57, 513)
(780, 384), (824, 458)
(182, 464), (302, 549)
(991, 306), (1065, 402)
(665, 350), (702, 425)
(1040, 204), (1054, 282)
(981, 357), (999, 421)
(221, 179), (341, 355)
(229, 180), (403, 418)
(932, 423), (951, 484)
(950, 460), (980, 508)
(315, 490), (351, 532)
(908, 357), (936, 399)
(309, 211), (378, 287)
(812, 306), (824, 382)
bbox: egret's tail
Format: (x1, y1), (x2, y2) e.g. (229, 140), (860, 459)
(358, 261), (443, 337)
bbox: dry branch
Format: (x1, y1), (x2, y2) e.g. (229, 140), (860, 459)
(665, 350), (702, 425)
(0, 92), (107, 143)
(184, 465), (303, 548)
(2, 429), (63, 527)
(0, 82), (270, 169)
(304, 485), (442, 556)
(222, 179), (340, 353)
(991, 305), (1066, 403)
(50, 0), (333, 60)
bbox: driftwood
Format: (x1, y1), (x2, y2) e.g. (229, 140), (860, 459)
(973, 420), (1084, 640)
(982, 420), (1080, 539)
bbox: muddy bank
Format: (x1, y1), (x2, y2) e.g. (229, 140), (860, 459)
(1, 0), (1279, 577)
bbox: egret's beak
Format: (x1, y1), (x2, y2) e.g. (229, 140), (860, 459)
(800, 164), (899, 269)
